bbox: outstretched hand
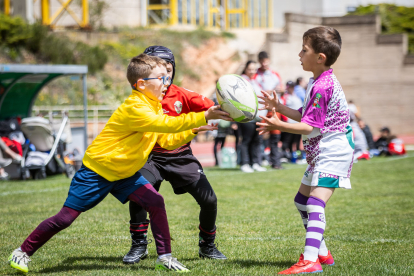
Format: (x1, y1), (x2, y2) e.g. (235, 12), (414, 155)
(205, 105), (233, 121)
(193, 123), (218, 134)
(256, 107), (282, 135)
(257, 90), (280, 111)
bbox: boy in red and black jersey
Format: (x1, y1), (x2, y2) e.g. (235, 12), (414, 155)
(124, 46), (227, 264)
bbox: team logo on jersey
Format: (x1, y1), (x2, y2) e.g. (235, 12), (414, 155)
(312, 93), (322, 108)
(174, 101), (183, 114)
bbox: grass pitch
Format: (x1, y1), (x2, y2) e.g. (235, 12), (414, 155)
(1, 153), (414, 275)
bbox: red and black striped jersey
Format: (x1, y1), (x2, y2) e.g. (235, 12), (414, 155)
(151, 84), (214, 155)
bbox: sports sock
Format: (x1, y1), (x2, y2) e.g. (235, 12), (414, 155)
(130, 219), (149, 235)
(128, 184), (171, 255)
(158, 253), (172, 260)
(303, 196), (326, 262)
(20, 206), (81, 256)
(294, 192), (309, 229)
(199, 225), (216, 246)
(294, 192), (329, 257)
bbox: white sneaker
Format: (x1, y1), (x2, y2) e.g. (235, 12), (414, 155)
(8, 248), (31, 274)
(252, 163), (267, 171)
(240, 164), (254, 173)
(155, 255), (190, 272)
(261, 160), (269, 166)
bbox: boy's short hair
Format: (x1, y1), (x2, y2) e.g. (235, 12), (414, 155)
(126, 54), (167, 87)
(303, 26), (342, 67)
(258, 51), (269, 61)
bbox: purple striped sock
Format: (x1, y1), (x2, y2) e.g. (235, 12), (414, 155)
(303, 196), (326, 262)
(294, 192), (309, 229)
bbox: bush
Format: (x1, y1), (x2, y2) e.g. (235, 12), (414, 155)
(348, 4), (414, 53)
(0, 13), (108, 73)
(0, 13), (31, 48)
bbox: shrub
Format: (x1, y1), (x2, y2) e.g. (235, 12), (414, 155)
(349, 4), (414, 53)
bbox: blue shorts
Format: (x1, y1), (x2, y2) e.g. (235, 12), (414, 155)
(64, 165), (149, 212)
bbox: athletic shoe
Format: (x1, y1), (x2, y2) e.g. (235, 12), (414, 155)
(252, 163), (267, 172)
(261, 160), (270, 166)
(271, 165), (284, 170)
(240, 164), (254, 173)
(278, 254), (323, 274)
(199, 243), (227, 260)
(8, 248), (31, 274)
(319, 250), (335, 266)
(155, 255), (189, 272)
(123, 237), (149, 264)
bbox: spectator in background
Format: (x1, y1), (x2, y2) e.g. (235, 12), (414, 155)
(350, 120), (370, 161)
(282, 81), (303, 162)
(348, 100), (360, 121)
(375, 127), (392, 155)
(294, 77), (306, 103)
(255, 51), (283, 93)
(239, 60), (267, 173)
(358, 119), (378, 156)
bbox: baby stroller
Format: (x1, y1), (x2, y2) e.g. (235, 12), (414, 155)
(16, 115), (75, 180)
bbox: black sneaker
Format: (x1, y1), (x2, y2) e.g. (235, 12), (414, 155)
(123, 238), (150, 264)
(199, 243), (227, 260)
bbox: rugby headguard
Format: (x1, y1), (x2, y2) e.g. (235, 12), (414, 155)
(144, 45), (175, 85)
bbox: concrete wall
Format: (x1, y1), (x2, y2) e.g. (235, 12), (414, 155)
(265, 13), (414, 136)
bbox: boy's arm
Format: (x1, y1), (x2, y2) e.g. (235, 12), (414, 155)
(257, 108), (313, 135)
(128, 103), (206, 133)
(156, 130), (196, 150)
(258, 91), (302, 122)
(156, 123), (218, 150)
(128, 102), (231, 133)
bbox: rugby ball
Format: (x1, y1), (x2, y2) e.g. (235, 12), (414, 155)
(216, 74), (258, 123)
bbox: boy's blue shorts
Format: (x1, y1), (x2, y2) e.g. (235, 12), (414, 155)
(64, 164), (149, 212)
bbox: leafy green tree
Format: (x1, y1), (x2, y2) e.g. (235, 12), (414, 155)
(349, 4), (414, 53)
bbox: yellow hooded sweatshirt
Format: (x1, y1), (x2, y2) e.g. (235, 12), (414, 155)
(83, 90), (206, 181)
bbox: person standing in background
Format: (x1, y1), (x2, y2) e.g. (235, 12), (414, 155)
(294, 77), (306, 103)
(239, 60), (267, 173)
(282, 81), (303, 162)
(255, 51), (283, 93)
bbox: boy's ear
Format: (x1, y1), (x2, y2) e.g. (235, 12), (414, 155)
(135, 79), (146, 91)
(317, 53), (327, 65)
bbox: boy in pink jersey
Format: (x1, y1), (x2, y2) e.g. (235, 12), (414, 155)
(257, 26), (354, 274)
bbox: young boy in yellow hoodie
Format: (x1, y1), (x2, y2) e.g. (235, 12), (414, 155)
(8, 54), (231, 273)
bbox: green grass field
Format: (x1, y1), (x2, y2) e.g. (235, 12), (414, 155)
(1, 154), (414, 275)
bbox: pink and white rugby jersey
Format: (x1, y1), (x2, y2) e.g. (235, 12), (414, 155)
(298, 69), (354, 177)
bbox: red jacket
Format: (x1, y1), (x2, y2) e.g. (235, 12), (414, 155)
(152, 84), (214, 154)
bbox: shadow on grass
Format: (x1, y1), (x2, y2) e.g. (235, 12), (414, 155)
(37, 256), (154, 273)
(228, 259), (294, 268)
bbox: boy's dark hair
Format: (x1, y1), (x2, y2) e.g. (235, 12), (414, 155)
(126, 54), (167, 87)
(296, 77), (303, 86)
(258, 51), (269, 61)
(303, 26), (342, 66)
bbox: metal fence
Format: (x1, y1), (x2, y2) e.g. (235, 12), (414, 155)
(32, 105), (117, 140)
(147, 0), (273, 29)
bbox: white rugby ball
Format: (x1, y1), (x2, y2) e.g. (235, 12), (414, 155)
(216, 74), (258, 123)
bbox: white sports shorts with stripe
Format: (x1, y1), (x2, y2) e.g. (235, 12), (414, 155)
(302, 166), (351, 189)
